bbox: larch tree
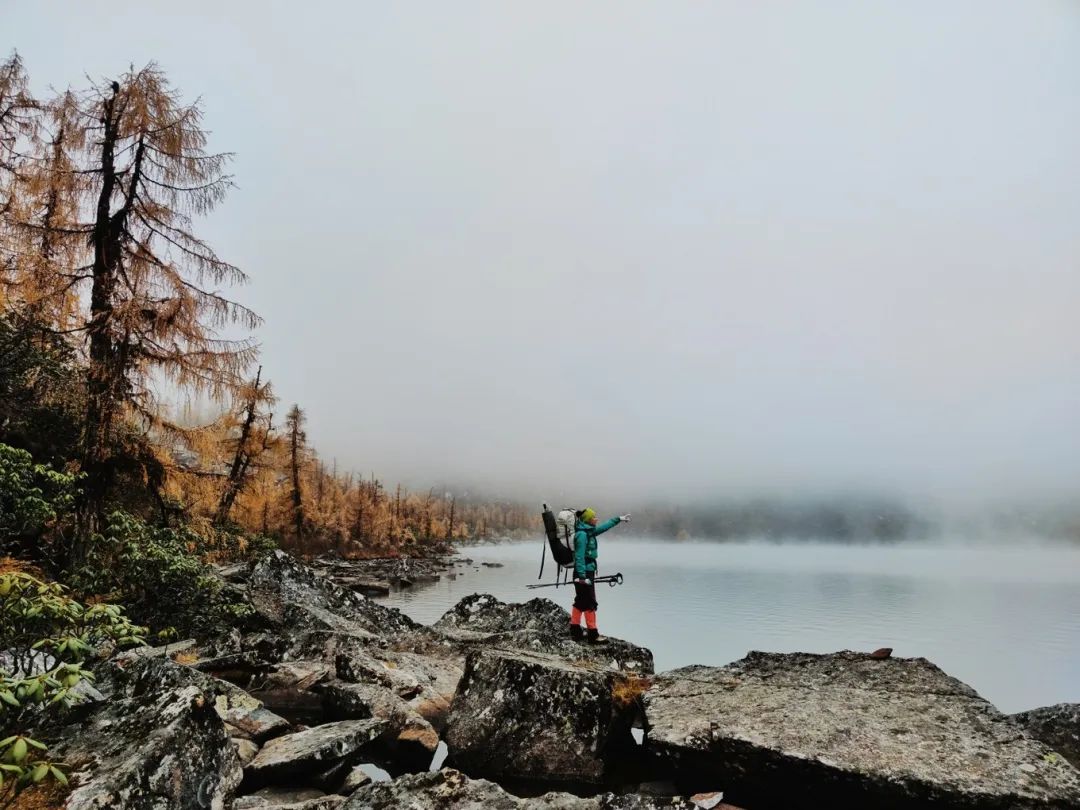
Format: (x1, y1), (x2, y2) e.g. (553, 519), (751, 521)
(70, 65), (260, 544)
(5, 89), (87, 333)
(0, 53), (35, 207)
(214, 365), (276, 526)
(286, 404), (307, 542)
(0, 53), (37, 298)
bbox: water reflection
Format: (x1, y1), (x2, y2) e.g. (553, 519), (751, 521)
(376, 540), (1080, 713)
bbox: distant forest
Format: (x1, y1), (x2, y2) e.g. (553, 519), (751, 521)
(626, 499), (1080, 543)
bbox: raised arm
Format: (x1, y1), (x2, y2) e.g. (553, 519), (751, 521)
(591, 516), (623, 536)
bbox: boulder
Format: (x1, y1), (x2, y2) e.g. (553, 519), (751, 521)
(248, 551), (422, 638)
(644, 651), (1080, 809)
(433, 594), (654, 673)
(443, 648), (643, 785)
(261, 660), (334, 691)
(434, 594), (571, 637)
(55, 658), (242, 810)
(296, 631), (461, 728)
(112, 651), (292, 744)
(341, 768), (699, 809)
(224, 703), (293, 742)
(1011, 704), (1080, 769)
(244, 719), (389, 785)
(321, 680), (440, 771)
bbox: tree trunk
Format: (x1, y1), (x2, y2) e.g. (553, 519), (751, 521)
(76, 91), (122, 553)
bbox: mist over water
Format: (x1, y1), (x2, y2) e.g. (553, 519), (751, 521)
(378, 539), (1080, 714)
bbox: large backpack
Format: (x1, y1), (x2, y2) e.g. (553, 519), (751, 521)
(540, 504), (578, 580)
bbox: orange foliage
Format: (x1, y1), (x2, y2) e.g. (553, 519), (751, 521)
(611, 674), (652, 708)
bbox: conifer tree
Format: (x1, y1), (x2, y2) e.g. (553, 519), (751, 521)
(5, 89), (86, 332)
(0, 53), (35, 214)
(214, 366), (276, 526)
(72, 66), (260, 540)
(0, 53), (37, 299)
(286, 404), (307, 542)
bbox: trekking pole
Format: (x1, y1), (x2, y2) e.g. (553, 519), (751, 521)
(527, 572), (624, 589)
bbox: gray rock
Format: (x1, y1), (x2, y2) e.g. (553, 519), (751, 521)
(233, 737), (261, 766)
(225, 704), (292, 742)
(434, 593), (575, 637)
(321, 680), (440, 770)
(443, 648), (642, 785)
(1011, 703), (1080, 769)
(262, 660), (334, 690)
(433, 594), (653, 673)
(248, 551), (421, 637)
(56, 658), (242, 810)
(292, 631), (461, 730)
(339, 765), (373, 793)
(332, 576), (392, 597)
(98, 648), (292, 747)
(644, 651), (1080, 809)
(114, 638), (198, 663)
(341, 768), (696, 809)
(342, 768), (584, 809)
(234, 788), (345, 809)
(233, 786), (346, 809)
(111, 652), (292, 745)
(244, 719), (389, 784)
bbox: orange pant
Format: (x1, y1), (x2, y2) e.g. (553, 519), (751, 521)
(570, 607), (597, 629)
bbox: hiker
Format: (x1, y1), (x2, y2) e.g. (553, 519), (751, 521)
(569, 507), (630, 643)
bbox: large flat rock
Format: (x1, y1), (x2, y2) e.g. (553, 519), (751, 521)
(644, 651), (1080, 809)
(245, 719), (389, 784)
(444, 648), (644, 785)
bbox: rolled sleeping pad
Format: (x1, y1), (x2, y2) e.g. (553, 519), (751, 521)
(542, 505), (559, 545)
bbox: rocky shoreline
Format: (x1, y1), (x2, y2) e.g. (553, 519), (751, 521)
(33, 550), (1080, 809)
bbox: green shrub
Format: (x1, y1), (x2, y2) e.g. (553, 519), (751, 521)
(0, 443), (78, 548)
(0, 571), (145, 803)
(69, 511), (252, 637)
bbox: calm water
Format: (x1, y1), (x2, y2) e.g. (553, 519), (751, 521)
(375, 539), (1080, 714)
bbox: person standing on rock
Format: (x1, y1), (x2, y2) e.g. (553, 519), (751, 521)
(570, 508), (630, 643)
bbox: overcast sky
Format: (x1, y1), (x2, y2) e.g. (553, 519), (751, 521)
(7, 2), (1080, 507)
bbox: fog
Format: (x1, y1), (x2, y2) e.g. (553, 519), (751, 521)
(8, 2), (1080, 510)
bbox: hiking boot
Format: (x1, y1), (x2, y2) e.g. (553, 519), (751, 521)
(586, 628), (605, 645)
(569, 624), (584, 641)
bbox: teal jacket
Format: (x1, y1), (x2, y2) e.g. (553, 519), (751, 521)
(574, 517), (622, 579)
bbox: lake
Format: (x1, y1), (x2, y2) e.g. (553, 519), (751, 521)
(374, 539), (1080, 714)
